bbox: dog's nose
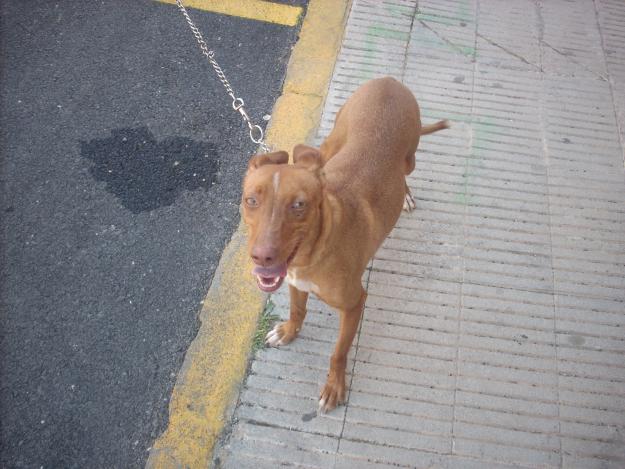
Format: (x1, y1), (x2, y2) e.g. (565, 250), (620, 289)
(251, 245), (278, 265)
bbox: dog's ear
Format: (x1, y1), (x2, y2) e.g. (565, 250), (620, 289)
(293, 144), (322, 171)
(248, 151), (289, 171)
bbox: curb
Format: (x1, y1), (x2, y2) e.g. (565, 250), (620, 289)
(146, 1), (350, 467)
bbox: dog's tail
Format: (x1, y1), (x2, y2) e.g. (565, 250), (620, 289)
(420, 120), (450, 136)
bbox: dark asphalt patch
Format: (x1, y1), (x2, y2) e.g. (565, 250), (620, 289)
(81, 127), (219, 213)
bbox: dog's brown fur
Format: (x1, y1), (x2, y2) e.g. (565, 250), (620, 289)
(242, 77), (448, 412)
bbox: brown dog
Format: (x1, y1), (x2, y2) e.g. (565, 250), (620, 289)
(241, 77), (448, 413)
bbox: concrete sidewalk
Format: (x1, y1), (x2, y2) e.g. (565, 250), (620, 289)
(215, 0), (625, 467)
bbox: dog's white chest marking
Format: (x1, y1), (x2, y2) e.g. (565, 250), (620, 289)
(286, 270), (319, 294)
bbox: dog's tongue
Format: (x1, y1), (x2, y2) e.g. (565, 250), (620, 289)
(252, 263), (287, 278)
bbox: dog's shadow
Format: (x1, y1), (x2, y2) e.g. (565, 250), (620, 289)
(81, 127), (219, 213)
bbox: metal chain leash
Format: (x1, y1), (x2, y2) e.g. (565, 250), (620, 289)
(175, 0), (271, 154)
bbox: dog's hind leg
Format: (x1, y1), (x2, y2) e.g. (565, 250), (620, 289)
(402, 121), (450, 212)
(403, 181), (416, 212)
(403, 150), (417, 212)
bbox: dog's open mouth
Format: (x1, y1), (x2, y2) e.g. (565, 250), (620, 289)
(252, 245), (299, 293)
(255, 270), (285, 292)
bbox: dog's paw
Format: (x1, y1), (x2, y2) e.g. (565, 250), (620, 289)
(318, 370), (346, 414)
(403, 192), (416, 212)
(265, 321), (300, 347)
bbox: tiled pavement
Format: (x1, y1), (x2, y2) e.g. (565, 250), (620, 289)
(215, 1), (625, 467)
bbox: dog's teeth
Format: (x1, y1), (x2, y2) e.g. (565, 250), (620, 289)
(260, 276), (280, 288)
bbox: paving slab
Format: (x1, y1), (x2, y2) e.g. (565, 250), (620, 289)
(215, 1), (625, 467)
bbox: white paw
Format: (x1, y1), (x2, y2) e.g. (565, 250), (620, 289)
(318, 398), (326, 414)
(403, 193), (416, 212)
(265, 323), (285, 347)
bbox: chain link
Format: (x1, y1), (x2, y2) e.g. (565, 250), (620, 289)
(175, 0), (271, 153)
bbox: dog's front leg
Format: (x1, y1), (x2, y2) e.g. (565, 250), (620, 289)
(319, 289), (366, 413)
(265, 285), (308, 347)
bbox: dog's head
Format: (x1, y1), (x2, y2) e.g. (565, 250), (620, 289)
(242, 145), (323, 292)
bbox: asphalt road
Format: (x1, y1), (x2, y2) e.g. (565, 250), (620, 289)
(0, 1), (305, 467)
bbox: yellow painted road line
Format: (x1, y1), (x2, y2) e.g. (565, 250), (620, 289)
(146, 0), (350, 468)
(157, 0), (303, 27)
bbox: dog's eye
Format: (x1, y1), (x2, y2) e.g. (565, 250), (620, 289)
(245, 197), (259, 207)
(291, 201), (306, 210)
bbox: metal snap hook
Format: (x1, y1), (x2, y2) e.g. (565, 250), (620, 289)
(232, 98), (244, 110)
(249, 125), (264, 144)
